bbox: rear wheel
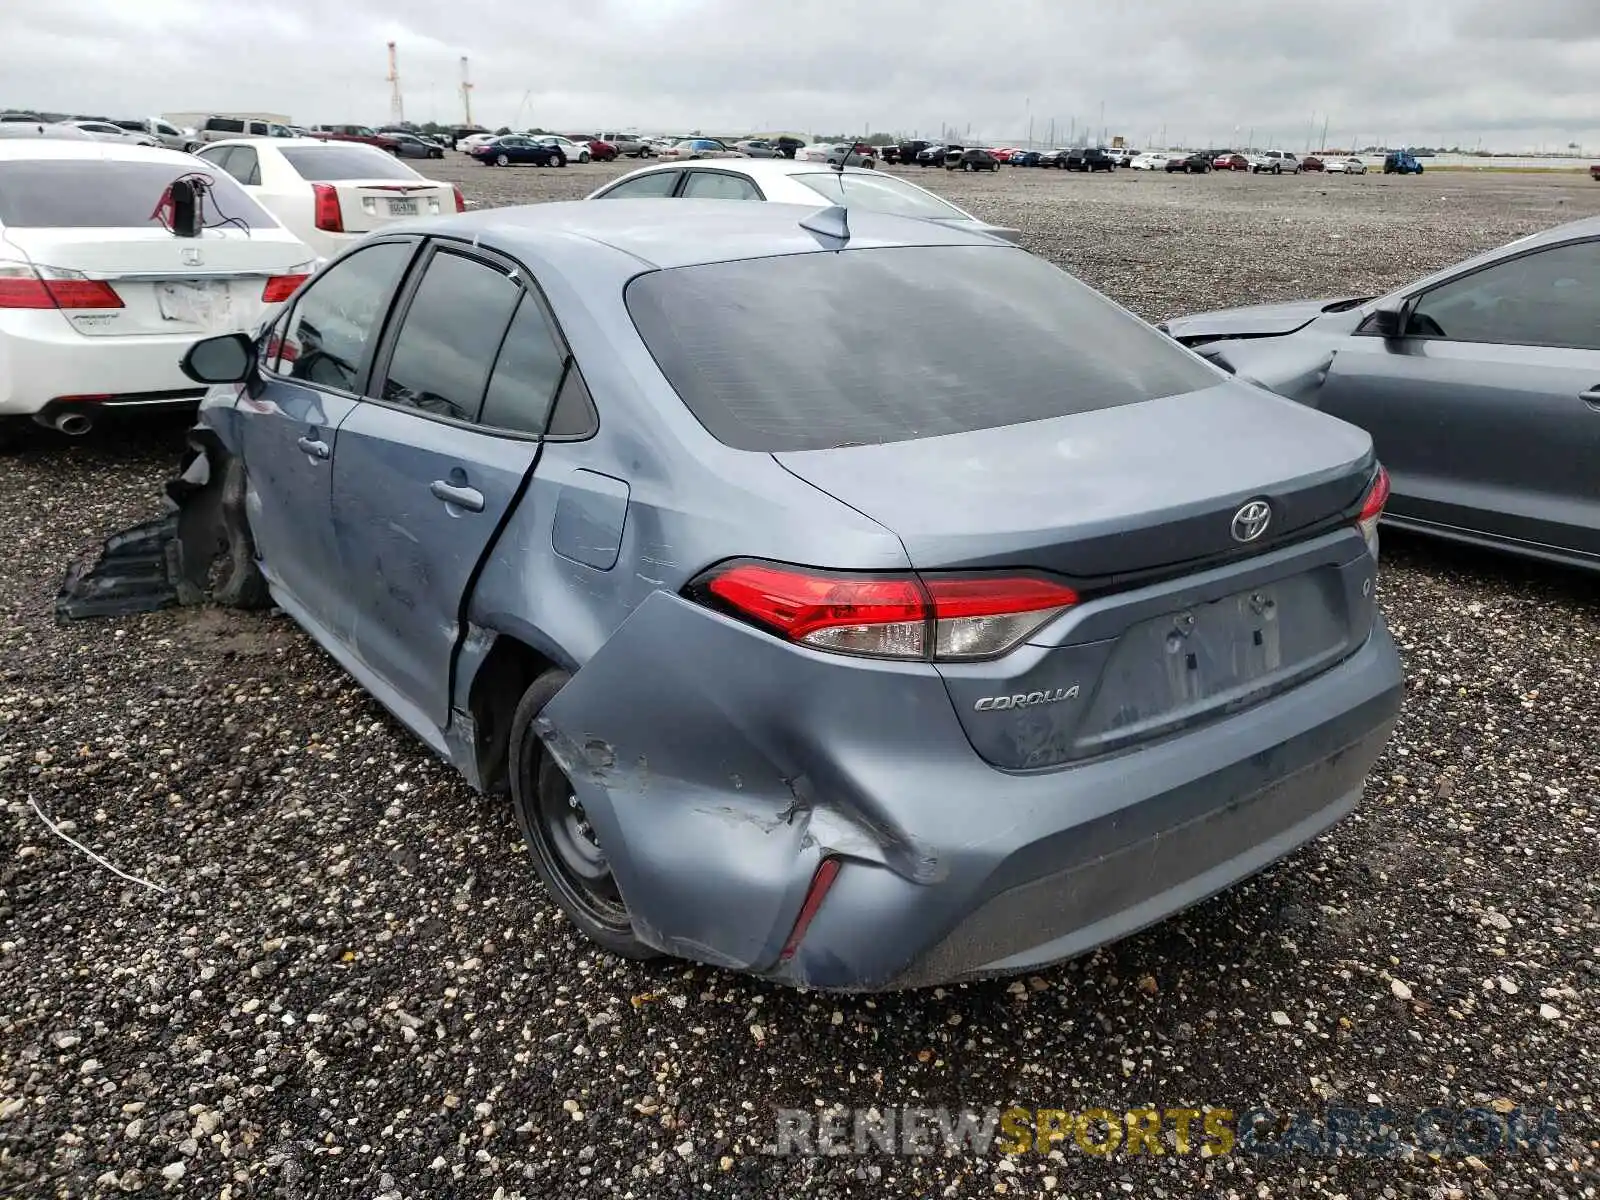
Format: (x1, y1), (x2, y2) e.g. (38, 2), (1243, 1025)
(578, 151), (590, 163)
(509, 671), (657, 960)
(495, 152), (509, 167)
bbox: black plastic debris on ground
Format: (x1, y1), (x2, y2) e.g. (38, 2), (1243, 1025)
(55, 514), (198, 620)
(56, 444), (219, 621)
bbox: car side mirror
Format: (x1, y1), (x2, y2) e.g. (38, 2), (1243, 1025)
(181, 332), (256, 383)
(1360, 296), (1411, 339)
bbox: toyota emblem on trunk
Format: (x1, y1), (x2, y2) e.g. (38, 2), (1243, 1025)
(1231, 499), (1272, 543)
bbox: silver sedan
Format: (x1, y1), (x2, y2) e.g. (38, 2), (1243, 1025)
(586, 157), (1022, 242)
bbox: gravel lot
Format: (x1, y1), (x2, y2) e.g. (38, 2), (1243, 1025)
(2, 159), (1597, 1199)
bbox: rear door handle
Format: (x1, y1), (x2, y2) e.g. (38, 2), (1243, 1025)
(1580, 387), (1600, 407)
(296, 436), (330, 460)
(430, 480), (485, 512)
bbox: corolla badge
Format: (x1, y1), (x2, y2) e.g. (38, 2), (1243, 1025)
(181, 247), (204, 267)
(1230, 499), (1272, 543)
(974, 685), (1079, 712)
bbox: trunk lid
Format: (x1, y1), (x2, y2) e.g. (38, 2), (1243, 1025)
(776, 381), (1380, 771)
(1, 226), (309, 338)
(328, 181), (454, 234)
(774, 380), (1375, 585)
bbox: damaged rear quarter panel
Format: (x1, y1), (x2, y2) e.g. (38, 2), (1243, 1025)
(535, 590), (969, 971)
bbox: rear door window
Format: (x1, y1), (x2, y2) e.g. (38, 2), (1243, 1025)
(596, 171), (681, 198)
(376, 249), (522, 422)
(274, 241), (415, 390)
(479, 294), (569, 435)
(213, 144), (260, 186)
(680, 171), (761, 200)
(626, 245), (1218, 451)
(0, 161), (278, 229)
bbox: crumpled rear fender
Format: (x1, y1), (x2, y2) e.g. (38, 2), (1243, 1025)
(536, 590), (957, 973)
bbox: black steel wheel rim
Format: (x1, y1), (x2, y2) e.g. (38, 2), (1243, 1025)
(532, 753), (630, 930)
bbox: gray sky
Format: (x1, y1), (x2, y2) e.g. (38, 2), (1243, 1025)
(8, 0), (1600, 152)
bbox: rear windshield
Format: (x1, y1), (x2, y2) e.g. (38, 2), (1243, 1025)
(0, 161), (279, 229)
(792, 172), (968, 220)
(279, 146), (422, 182)
(626, 246), (1216, 451)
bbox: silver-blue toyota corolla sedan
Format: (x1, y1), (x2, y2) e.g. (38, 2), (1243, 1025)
(80, 199), (1403, 990)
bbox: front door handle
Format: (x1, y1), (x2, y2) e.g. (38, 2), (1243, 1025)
(430, 480), (485, 512)
(296, 436), (330, 460)
(1580, 387), (1600, 407)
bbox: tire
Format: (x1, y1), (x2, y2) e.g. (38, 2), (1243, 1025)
(207, 458), (271, 609)
(557, 154), (568, 168)
(578, 151), (590, 164)
(1273, 164), (1282, 175)
(509, 670), (657, 961)
(495, 153), (509, 167)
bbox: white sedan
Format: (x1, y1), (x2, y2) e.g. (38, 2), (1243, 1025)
(191, 138), (462, 262)
(457, 132), (500, 153)
(64, 120), (161, 147)
(0, 140), (314, 447)
(1129, 151), (1169, 170)
(586, 157), (1019, 242)
(1325, 157), (1369, 175)
(534, 135), (592, 163)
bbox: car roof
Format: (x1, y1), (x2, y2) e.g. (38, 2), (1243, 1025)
(201, 137), (382, 150)
(413, 198), (1011, 271)
(615, 158), (889, 183)
(0, 139), (196, 162)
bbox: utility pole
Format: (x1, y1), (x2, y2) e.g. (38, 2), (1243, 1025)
(386, 41), (404, 125)
(460, 56), (475, 127)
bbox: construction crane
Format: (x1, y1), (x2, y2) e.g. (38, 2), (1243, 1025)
(460, 56), (475, 128)
(386, 41), (404, 125)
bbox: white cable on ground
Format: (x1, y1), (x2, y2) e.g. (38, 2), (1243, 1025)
(26, 793), (171, 895)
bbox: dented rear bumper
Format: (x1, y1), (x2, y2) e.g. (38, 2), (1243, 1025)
(536, 591), (1403, 991)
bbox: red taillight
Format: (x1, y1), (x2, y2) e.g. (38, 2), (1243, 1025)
(452, 184), (466, 213)
(261, 273), (309, 304)
(0, 274), (55, 309)
(311, 183), (343, 232)
(1357, 464), (1390, 557)
(779, 857), (841, 961)
(0, 264), (122, 310)
(696, 560), (1078, 661)
(43, 279), (123, 309)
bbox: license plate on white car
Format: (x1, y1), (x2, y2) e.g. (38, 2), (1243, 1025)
(387, 198), (418, 216)
(156, 280), (234, 330)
